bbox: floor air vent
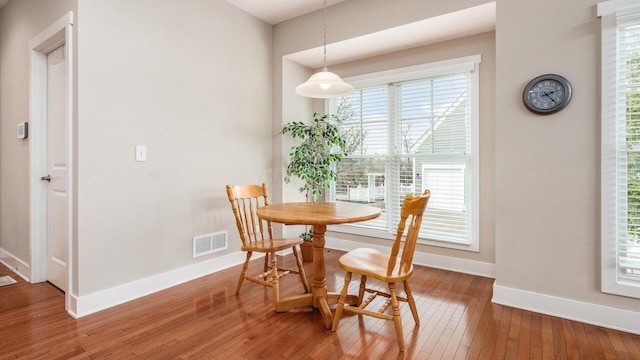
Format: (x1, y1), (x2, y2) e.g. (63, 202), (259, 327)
(193, 231), (227, 258)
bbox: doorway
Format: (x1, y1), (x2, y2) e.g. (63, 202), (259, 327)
(44, 44), (69, 292)
(29, 12), (75, 314)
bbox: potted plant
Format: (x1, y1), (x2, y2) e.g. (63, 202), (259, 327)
(298, 229), (314, 262)
(281, 112), (347, 261)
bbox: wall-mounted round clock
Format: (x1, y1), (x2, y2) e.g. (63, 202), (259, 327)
(522, 74), (572, 115)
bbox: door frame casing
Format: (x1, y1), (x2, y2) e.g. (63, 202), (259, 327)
(29, 12), (75, 314)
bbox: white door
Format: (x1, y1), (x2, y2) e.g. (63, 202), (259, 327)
(45, 44), (68, 292)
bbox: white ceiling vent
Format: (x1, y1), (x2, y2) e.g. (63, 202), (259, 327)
(193, 231), (227, 258)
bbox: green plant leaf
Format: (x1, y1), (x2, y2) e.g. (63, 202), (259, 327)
(281, 112), (348, 200)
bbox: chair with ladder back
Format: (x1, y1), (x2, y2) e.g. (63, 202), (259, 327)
(331, 190), (430, 351)
(226, 183), (310, 309)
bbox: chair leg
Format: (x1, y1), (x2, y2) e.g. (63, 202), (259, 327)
(389, 282), (405, 351)
(358, 275), (367, 305)
(236, 251), (252, 295)
(404, 280), (420, 325)
(263, 252), (270, 273)
(292, 246), (310, 293)
(270, 251), (280, 306)
(332, 271), (352, 331)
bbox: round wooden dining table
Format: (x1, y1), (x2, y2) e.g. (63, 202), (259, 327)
(257, 201), (381, 329)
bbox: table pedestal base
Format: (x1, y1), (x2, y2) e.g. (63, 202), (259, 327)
(276, 293), (361, 329)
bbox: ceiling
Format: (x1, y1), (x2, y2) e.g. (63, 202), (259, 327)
(225, 0), (348, 25)
(225, 1), (495, 69)
(287, 3), (496, 69)
(0, 1), (495, 71)
(0, 0), (340, 21)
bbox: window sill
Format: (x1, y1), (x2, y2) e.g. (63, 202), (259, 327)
(601, 276), (640, 299)
(328, 224), (479, 252)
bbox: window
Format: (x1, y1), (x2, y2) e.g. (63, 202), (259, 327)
(599, 0), (640, 298)
(328, 56), (480, 251)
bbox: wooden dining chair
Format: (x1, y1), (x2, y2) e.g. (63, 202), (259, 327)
(331, 190), (430, 351)
(226, 183), (310, 308)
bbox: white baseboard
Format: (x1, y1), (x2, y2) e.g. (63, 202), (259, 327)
(325, 237), (495, 279)
(492, 284), (640, 335)
(0, 248), (31, 282)
(71, 238), (493, 317)
(9, 241), (637, 336)
(70, 251), (253, 318)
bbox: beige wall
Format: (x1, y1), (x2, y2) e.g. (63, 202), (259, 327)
(2, 0), (637, 318)
(495, 0), (638, 311)
(0, 0), (78, 271)
(274, 0), (639, 315)
(273, 0), (491, 59)
(0, 0), (271, 297)
(75, 0), (272, 295)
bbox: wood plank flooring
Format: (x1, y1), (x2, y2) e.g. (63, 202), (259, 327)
(1, 249), (639, 359)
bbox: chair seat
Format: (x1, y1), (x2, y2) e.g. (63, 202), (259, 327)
(241, 237), (304, 253)
(338, 247), (413, 283)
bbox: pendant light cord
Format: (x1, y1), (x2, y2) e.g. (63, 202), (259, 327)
(323, 0), (328, 72)
(295, 0), (354, 98)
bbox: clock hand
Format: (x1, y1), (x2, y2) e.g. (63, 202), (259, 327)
(542, 91), (557, 104)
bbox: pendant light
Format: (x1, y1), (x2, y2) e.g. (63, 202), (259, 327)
(295, 0), (354, 99)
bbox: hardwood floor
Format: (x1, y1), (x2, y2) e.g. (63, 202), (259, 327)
(1, 250), (639, 359)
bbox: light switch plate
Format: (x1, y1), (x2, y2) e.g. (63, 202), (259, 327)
(135, 145), (147, 161)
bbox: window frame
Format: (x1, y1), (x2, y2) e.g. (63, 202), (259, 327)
(326, 55), (481, 252)
(599, 0), (640, 298)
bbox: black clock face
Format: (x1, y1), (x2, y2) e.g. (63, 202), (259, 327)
(523, 74), (572, 114)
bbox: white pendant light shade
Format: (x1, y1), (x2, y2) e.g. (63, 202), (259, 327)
(295, 70), (354, 98)
(296, 0), (353, 99)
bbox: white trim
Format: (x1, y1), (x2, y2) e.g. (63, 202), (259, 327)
(599, 1), (640, 298)
(68, 239), (491, 317)
(344, 54), (482, 89)
(64, 12), (75, 314)
(70, 251), (257, 318)
(327, 55), (481, 252)
(325, 237), (495, 278)
(64, 237), (640, 336)
(28, 43), (49, 284)
(492, 284), (640, 335)
(330, 224), (479, 252)
(597, 0), (640, 17)
(28, 12), (75, 313)
(0, 248), (31, 282)
(469, 57), (481, 253)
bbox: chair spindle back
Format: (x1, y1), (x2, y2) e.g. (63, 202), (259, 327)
(226, 183), (274, 247)
(387, 190), (430, 277)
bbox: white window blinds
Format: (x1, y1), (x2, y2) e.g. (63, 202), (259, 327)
(329, 57), (479, 249)
(615, 15), (640, 285)
(600, 0), (640, 298)
(332, 86), (390, 230)
(395, 74), (471, 243)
